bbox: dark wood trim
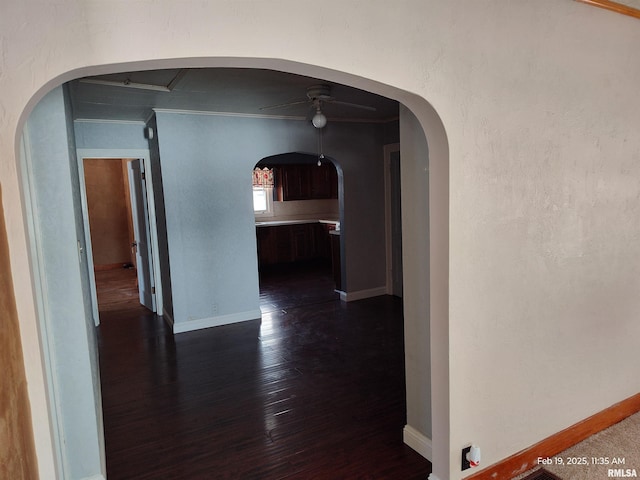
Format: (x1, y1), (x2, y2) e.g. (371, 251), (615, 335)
(94, 263), (127, 271)
(575, 0), (640, 19)
(465, 392), (640, 480)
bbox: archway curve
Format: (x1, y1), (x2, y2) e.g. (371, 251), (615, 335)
(254, 151), (344, 204)
(254, 151), (344, 205)
(16, 58), (450, 480)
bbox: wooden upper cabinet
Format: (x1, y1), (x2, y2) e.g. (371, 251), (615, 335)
(311, 164), (338, 199)
(275, 164), (338, 201)
(281, 165), (311, 200)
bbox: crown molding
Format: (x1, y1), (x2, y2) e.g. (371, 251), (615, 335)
(73, 118), (146, 125)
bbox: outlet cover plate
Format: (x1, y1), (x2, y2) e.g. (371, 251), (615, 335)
(461, 446), (471, 470)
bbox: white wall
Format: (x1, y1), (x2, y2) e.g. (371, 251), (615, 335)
(446, 4), (640, 478)
(265, 198), (339, 223)
(2, 2), (640, 480)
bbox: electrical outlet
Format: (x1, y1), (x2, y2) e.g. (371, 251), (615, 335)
(461, 446), (471, 471)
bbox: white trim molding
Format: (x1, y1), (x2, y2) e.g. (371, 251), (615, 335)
(74, 118), (147, 125)
(151, 108), (397, 124)
(173, 309), (262, 334)
(403, 425), (433, 461)
(339, 286), (387, 302)
(153, 107), (306, 122)
(82, 475), (106, 480)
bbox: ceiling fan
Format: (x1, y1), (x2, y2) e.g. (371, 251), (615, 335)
(260, 84), (376, 128)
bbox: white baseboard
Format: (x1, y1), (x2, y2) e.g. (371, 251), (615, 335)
(173, 309), (262, 334)
(403, 425), (432, 461)
(81, 475), (105, 480)
(427, 475), (441, 480)
(339, 286), (387, 302)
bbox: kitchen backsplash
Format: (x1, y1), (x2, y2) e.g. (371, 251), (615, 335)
(257, 198), (339, 222)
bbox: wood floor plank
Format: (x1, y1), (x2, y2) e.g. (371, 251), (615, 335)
(96, 262), (431, 479)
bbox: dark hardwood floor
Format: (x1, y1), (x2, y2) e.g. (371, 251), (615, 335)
(96, 261), (432, 479)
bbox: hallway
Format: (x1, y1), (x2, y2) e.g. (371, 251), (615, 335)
(96, 263), (432, 479)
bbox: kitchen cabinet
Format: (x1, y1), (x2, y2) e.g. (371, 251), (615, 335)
(315, 222), (334, 260)
(257, 223), (322, 266)
(256, 222), (337, 267)
(310, 164), (338, 199)
(290, 224), (314, 260)
(256, 221), (340, 290)
(275, 164), (337, 201)
(280, 165), (311, 200)
(256, 226), (276, 266)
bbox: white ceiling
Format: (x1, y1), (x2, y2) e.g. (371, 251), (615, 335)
(69, 68), (399, 123)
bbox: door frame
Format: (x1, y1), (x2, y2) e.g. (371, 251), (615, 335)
(77, 149), (162, 325)
(16, 61), (448, 480)
(127, 158), (157, 311)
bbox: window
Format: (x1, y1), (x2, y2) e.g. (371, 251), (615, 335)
(253, 186), (274, 215)
(253, 167), (275, 217)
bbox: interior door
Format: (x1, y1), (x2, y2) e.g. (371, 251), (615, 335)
(128, 159), (156, 311)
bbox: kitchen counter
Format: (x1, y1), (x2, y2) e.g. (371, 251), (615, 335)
(256, 219), (339, 229)
(255, 218), (339, 267)
(255, 219), (341, 286)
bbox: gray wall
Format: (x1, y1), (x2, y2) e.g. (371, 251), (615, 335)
(400, 106), (432, 440)
(73, 119), (174, 319)
(24, 86), (104, 478)
(383, 119), (400, 145)
(74, 120), (149, 150)
(154, 111), (387, 330)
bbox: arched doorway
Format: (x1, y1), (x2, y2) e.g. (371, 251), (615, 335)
(253, 152), (341, 290)
(17, 59), (449, 480)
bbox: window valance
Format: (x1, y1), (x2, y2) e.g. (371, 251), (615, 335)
(253, 167), (274, 187)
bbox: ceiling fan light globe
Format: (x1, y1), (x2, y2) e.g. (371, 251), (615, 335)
(312, 112), (327, 129)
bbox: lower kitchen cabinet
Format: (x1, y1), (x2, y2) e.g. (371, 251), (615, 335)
(255, 227), (276, 266)
(257, 223), (331, 267)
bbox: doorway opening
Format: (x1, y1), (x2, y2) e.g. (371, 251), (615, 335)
(18, 61), (447, 480)
(77, 150), (163, 327)
(253, 152), (342, 313)
(81, 158), (144, 315)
